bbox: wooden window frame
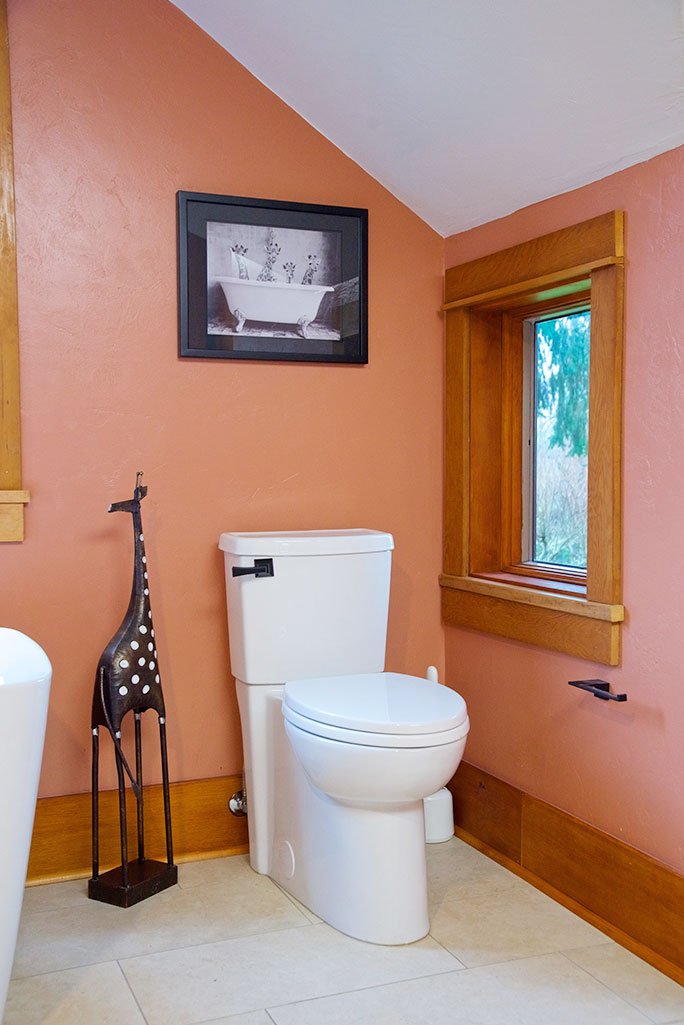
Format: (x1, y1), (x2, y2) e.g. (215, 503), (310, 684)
(441, 212), (624, 665)
(494, 291), (592, 587)
(0, 0), (29, 541)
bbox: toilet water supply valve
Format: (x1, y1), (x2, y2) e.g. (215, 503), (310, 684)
(230, 769), (247, 817)
(229, 790), (247, 816)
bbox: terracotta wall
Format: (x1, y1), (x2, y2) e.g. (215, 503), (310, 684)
(3, 0), (445, 796)
(444, 145), (684, 873)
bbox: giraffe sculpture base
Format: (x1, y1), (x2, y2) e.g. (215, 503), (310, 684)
(88, 858), (178, 908)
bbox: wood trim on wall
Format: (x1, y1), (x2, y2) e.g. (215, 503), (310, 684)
(442, 212), (624, 665)
(27, 774), (249, 884)
(441, 583), (621, 664)
(448, 761), (684, 986)
(444, 212), (623, 305)
(443, 307), (470, 577)
(586, 263), (624, 604)
(0, 0), (28, 541)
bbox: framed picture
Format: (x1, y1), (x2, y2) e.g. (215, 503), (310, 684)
(177, 191), (368, 363)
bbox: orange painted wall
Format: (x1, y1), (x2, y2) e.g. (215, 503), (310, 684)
(3, 0), (444, 797)
(444, 145), (684, 873)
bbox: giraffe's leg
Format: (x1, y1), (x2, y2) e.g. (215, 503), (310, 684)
(158, 716), (174, 868)
(91, 727), (99, 880)
(134, 711), (144, 862)
(115, 735), (129, 888)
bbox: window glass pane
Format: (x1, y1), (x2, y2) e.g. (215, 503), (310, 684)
(534, 312), (590, 568)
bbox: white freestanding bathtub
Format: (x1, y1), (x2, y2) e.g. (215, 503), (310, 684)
(0, 629), (51, 1023)
(217, 277), (334, 337)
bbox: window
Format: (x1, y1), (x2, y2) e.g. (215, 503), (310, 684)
(523, 308), (590, 570)
(441, 212), (624, 665)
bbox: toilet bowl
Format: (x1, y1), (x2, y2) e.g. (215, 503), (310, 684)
(282, 672), (468, 805)
(220, 528), (470, 944)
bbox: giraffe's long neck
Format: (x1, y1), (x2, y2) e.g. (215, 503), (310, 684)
(125, 505), (151, 630)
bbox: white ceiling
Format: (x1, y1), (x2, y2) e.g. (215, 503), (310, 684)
(170, 0), (684, 236)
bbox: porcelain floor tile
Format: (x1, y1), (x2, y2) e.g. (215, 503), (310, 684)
(120, 921), (462, 1025)
(20, 878), (90, 915)
(13, 869), (310, 978)
(426, 837), (529, 908)
(177, 854), (254, 890)
(273, 883), (321, 924)
(179, 854), (321, 923)
(4, 961), (146, 1025)
(564, 943), (684, 1022)
(428, 880), (609, 966)
(267, 952), (651, 1025)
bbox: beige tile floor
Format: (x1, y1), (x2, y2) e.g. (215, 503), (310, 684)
(7, 838), (684, 1025)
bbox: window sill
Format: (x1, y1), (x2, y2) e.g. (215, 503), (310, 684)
(0, 490), (29, 542)
(439, 573), (624, 665)
(474, 569), (586, 598)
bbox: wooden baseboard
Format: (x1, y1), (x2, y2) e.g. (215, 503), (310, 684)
(448, 762), (684, 986)
(27, 774), (249, 884)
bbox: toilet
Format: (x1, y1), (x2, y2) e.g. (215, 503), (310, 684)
(220, 528), (469, 944)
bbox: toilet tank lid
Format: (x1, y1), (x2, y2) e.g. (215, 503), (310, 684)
(218, 529), (395, 557)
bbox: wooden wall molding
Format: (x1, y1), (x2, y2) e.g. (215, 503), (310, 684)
(444, 211), (623, 306)
(448, 761), (684, 986)
(27, 774), (248, 884)
(0, 0), (28, 541)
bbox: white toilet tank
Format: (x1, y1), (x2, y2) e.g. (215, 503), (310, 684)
(219, 529), (394, 684)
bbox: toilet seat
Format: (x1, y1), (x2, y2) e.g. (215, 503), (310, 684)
(282, 672), (469, 749)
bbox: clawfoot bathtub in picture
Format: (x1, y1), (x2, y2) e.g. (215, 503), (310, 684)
(217, 277), (333, 339)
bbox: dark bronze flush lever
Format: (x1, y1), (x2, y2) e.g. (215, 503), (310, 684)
(232, 558), (275, 578)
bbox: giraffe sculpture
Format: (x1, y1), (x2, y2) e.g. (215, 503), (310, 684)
(89, 472), (177, 907)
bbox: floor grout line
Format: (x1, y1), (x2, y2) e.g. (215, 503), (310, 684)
(11, 919), (319, 983)
(557, 949), (670, 1025)
(116, 958), (151, 1025)
(426, 930), (468, 967)
(258, 963), (473, 1015)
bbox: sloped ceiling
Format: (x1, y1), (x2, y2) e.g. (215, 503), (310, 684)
(169, 0), (684, 236)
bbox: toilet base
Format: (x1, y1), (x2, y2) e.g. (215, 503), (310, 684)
(276, 793), (429, 944)
(270, 702), (429, 944)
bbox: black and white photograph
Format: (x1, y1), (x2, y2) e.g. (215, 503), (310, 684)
(178, 192), (368, 363)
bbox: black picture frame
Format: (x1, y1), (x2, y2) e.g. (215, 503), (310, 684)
(177, 191), (368, 364)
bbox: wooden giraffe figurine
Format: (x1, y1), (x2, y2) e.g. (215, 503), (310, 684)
(89, 472), (177, 907)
